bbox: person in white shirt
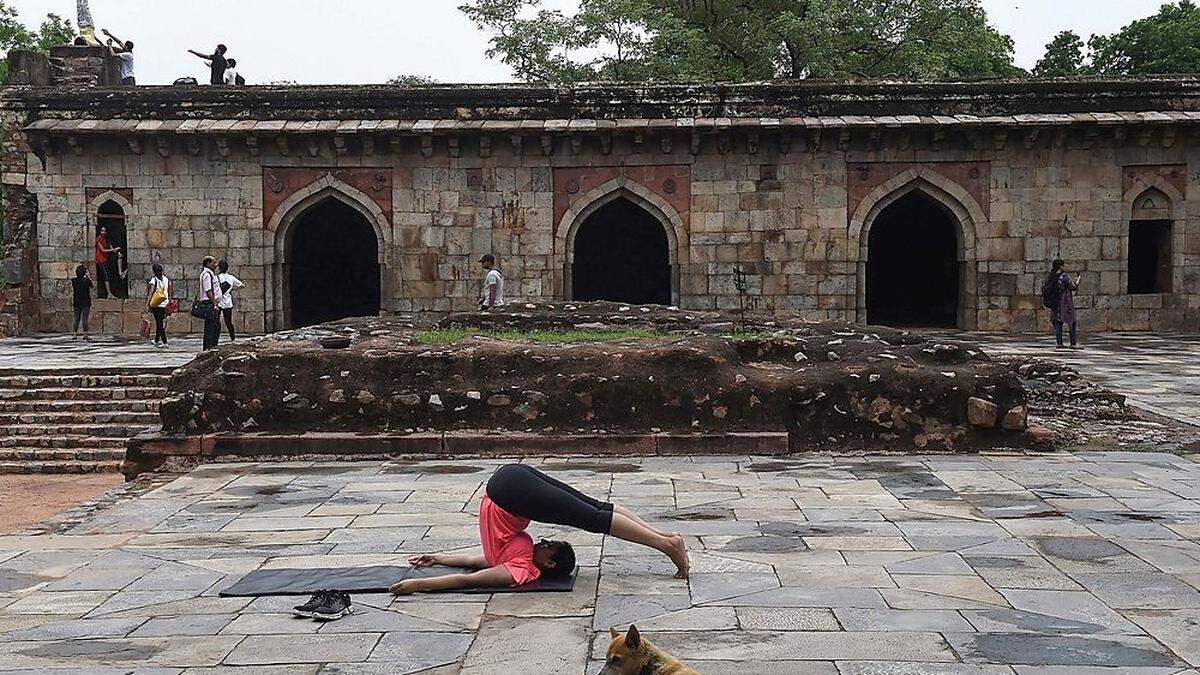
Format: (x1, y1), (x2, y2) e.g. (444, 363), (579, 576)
(217, 259), (245, 341)
(479, 253), (505, 310)
(223, 59), (240, 85)
(102, 29), (135, 85)
(147, 263), (171, 348)
(199, 256), (224, 350)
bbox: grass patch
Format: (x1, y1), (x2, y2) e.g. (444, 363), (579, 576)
(416, 327), (667, 344)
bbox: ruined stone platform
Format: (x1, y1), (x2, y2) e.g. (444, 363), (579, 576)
(126, 304), (1042, 477)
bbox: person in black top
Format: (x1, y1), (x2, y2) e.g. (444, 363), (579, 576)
(187, 44), (228, 84)
(72, 265), (94, 341)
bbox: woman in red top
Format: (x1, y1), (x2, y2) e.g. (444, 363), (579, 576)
(390, 464), (689, 594)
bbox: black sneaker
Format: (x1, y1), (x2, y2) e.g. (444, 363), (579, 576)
(293, 590), (333, 618)
(310, 591), (352, 621)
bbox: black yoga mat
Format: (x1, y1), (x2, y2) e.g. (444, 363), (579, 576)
(220, 564), (578, 597)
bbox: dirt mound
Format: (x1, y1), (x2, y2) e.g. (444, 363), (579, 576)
(158, 305), (1033, 452)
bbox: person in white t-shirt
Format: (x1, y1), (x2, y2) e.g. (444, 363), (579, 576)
(217, 259), (245, 341)
(102, 30), (135, 85)
(479, 254), (505, 310)
(223, 59), (240, 85)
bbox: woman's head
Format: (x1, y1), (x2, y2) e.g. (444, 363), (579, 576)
(218, 259), (229, 274)
(75, 264), (87, 279)
(1052, 259), (1065, 274)
(152, 263), (164, 279)
(532, 539), (575, 579)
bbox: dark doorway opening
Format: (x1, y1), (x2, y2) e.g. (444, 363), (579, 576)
(1128, 220), (1172, 294)
(288, 198), (381, 328)
(95, 200), (128, 299)
(572, 197), (671, 305)
(866, 191), (960, 328)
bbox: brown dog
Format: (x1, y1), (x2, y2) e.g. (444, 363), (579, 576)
(600, 625), (698, 675)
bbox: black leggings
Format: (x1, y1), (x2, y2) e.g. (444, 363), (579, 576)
(151, 307), (167, 344)
(222, 308), (236, 341)
(486, 464), (614, 534)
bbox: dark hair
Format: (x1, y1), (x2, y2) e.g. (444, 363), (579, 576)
(216, 44), (227, 53)
(227, 58), (237, 68)
(75, 264), (87, 279)
(480, 253), (495, 265)
(544, 541), (575, 579)
(125, 41), (134, 50)
(73, 36), (87, 46)
(218, 259), (229, 273)
(1047, 258), (1065, 287)
(152, 263), (164, 279)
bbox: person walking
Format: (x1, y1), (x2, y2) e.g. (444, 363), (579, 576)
(478, 253), (505, 310)
(147, 263), (171, 348)
(198, 256), (224, 350)
(1044, 259), (1081, 349)
(71, 265), (93, 341)
(217, 259), (244, 341)
(94, 226), (120, 298)
(187, 44), (229, 85)
(102, 30), (135, 85)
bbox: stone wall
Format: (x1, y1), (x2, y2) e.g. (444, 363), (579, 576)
(19, 124), (1199, 335)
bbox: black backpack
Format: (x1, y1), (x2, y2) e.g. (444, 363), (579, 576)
(1041, 275), (1061, 309)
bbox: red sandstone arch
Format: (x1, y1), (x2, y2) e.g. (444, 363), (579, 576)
(267, 177), (391, 330)
(849, 168), (983, 329)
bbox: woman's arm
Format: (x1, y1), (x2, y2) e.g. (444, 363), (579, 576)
(390, 565), (513, 595)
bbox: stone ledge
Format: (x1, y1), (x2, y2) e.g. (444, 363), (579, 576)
(123, 430), (793, 480)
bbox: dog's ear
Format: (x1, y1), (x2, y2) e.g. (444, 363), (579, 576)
(609, 626), (620, 639)
(626, 624), (641, 649)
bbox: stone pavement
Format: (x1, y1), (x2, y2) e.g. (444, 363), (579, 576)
(0, 334), (205, 371)
(965, 332), (1200, 429)
(1, 453), (1199, 673)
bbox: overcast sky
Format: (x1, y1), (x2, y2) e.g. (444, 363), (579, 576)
(4, 0), (1177, 84)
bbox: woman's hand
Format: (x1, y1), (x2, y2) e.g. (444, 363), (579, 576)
(390, 578), (424, 595)
(408, 554), (440, 567)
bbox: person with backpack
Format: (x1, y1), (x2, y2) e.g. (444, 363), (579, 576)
(217, 259), (244, 341)
(1042, 259), (1081, 349)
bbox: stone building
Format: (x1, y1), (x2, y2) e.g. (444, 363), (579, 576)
(2, 49), (1198, 335)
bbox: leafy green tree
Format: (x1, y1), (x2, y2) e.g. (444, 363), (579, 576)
(0, 2), (75, 83)
(1089, 0), (1200, 75)
(460, 0), (1022, 83)
(1033, 30), (1087, 77)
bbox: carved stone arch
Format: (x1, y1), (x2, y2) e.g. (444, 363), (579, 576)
(848, 167), (983, 330)
(1124, 176), (1185, 221)
(555, 176), (687, 304)
(267, 178), (391, 330)
(88, 189), (134, 216)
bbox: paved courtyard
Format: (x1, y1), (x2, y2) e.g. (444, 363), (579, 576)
(1, 453), (1199, 673)
(967, 332), (1200, 428)
(0, 334), (204, 371)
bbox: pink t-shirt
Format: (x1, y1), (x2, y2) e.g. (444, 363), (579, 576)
(479, 493), (541, 586)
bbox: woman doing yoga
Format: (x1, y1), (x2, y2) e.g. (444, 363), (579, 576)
(389, 464), (689, 595)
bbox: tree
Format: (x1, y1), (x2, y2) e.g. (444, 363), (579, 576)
(1033, 30), (1087, 77)
(459, 0), (1022, 83)
(1089, 0), (1200, 75)
(0, 2), (75, 83)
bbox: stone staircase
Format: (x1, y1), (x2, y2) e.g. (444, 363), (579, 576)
(0, 369), (171, 474)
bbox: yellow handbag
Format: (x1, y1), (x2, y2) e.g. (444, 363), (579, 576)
(149, 280), (166, 309)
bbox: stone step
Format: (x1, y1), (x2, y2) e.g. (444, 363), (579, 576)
(0, 435), (130, 449)
(0, 459), (123, 474)
(0, 411), (160, 426)
(0, 399), (161, 413)
(0, 373), (172, 388)
(0, 423), (154, 438)
(0, 447), (125, 462)
(0, 386), (167, 402)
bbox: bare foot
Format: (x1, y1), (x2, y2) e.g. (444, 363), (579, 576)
(666, 534), (689, 579)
